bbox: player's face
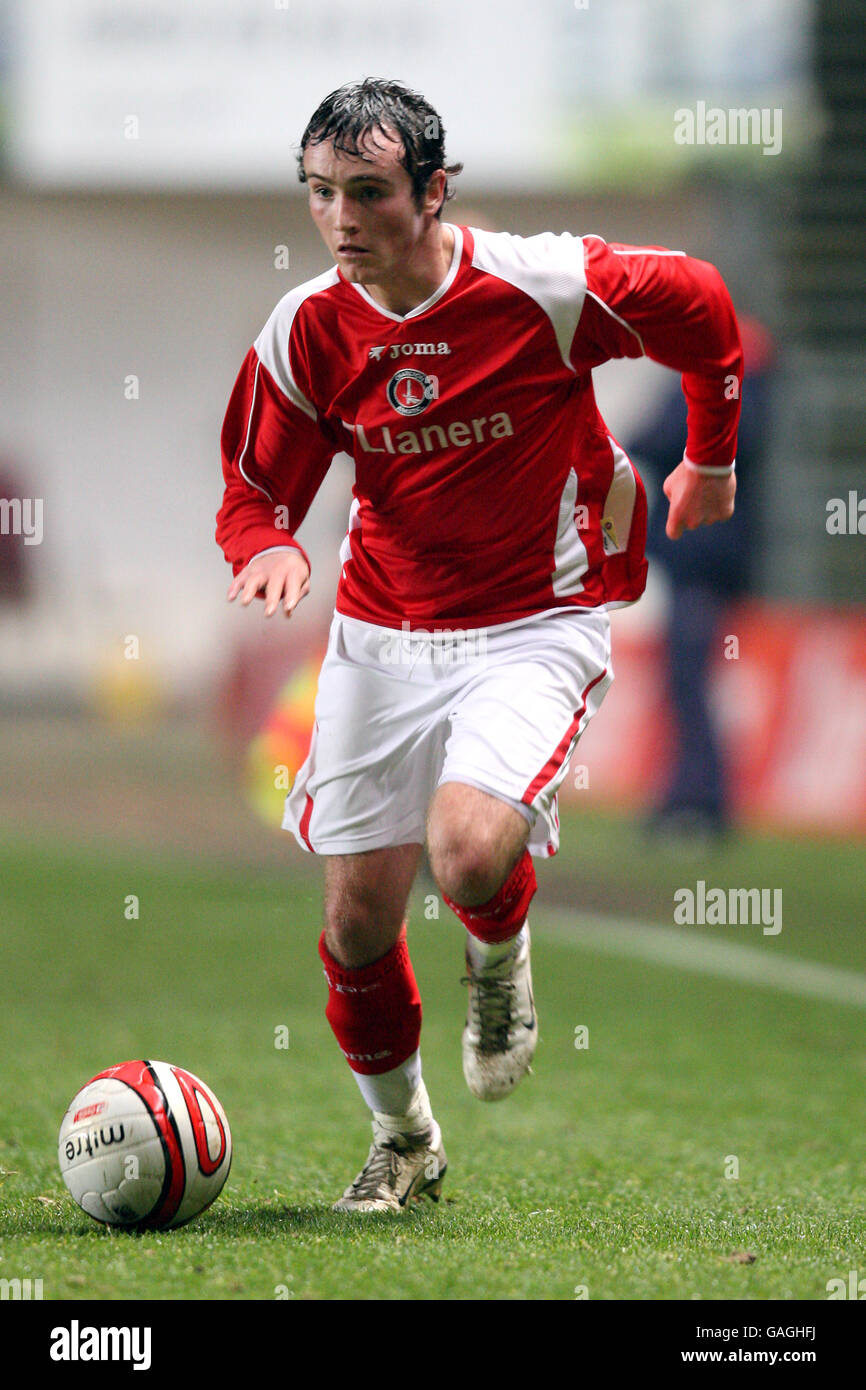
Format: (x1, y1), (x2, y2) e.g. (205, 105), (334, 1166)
(303, 132), (443, 288)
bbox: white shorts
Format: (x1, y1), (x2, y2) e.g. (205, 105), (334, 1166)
(282, 607), (613, 858)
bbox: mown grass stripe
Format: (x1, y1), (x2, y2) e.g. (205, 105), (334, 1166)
(532, 906), (866, 1010)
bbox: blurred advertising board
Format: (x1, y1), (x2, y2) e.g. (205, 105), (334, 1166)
(580, 601), (866, 833)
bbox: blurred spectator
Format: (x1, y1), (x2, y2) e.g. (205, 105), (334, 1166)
(628, 315), (776, 839)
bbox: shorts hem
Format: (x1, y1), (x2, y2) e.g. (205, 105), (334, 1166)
(435, 772), (536, 826)
(282, 817), (427, 857)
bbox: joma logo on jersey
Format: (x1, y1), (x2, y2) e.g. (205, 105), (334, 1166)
(344, 411), (514, 456)
(368, 342), (451, 360)
(387, 368), (438, 416)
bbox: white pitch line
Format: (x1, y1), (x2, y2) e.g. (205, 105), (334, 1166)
(532, 906), (866, 1010)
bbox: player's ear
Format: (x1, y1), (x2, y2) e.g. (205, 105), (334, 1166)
(423, 169), (448, 219)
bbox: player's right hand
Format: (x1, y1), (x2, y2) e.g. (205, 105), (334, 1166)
(227, 549), (311, 618)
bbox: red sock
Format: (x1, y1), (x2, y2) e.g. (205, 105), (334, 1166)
(443, 847), (537, 944)
(318, 925), (422, 1076)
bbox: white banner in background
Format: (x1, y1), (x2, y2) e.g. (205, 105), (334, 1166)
(7, 0), (559, 189)
(6, 0), (810, 190)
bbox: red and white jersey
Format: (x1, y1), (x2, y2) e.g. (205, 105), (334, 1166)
(217, 225), (742, 628)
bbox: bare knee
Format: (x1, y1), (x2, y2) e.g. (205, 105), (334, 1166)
(432, 841), (499, 905)
(323, 888), (399, 965)
(427, 783), (529, 907)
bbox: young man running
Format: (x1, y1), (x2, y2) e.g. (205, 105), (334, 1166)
(216, 78), (741, 1211)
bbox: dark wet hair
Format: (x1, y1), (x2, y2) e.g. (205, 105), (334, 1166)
(297, 78), (462, 217)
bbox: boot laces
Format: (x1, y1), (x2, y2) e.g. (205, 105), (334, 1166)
(348, 1142), (406, 1200)
(462, 962), (517, 1051)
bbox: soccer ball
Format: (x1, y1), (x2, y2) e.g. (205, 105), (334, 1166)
(58, 1059), (232, 1229)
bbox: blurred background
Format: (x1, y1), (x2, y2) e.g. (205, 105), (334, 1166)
(0, 0), (863, 864)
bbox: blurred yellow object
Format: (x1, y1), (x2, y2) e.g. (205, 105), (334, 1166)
(244, 653), (323, 827)
(89, 650), (164, 724)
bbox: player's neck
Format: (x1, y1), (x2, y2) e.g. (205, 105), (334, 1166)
(365, 224), (454, 318)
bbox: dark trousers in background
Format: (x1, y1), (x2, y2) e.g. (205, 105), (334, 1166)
(658, 582), (727, 830)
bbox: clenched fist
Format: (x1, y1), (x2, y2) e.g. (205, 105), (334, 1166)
(663, 461), (736, 541)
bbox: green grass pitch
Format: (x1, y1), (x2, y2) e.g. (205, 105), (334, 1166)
(1, 808), (864, 1302)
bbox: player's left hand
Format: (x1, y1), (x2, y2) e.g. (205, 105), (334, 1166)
(663, 460), (736, 540)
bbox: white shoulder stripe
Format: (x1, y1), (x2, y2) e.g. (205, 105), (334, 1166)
(254, 266), (340, 420)
(612, 249), (685, 257)
(582, 233), (684, 257)
(583, 290), (645, 355)
(582, 233), (687, 354)
(237, 358), (273, 502)
(470, 227), (588, 371)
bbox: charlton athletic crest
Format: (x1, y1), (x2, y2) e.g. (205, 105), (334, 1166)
(387, 369), (438, 416)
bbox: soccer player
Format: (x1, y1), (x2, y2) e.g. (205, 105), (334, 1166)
(216, 79), (741, 1211)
